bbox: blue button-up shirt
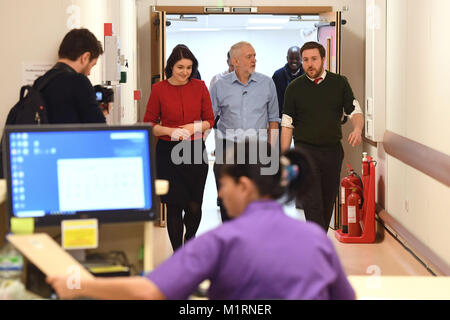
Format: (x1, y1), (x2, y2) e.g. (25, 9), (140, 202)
(210, 71), (280, 142)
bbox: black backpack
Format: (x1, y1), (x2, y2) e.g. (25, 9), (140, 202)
(0, 68), (66, 178)
(6, 69), (67, 125)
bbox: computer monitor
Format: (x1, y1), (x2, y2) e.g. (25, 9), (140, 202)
(2, 124), (158, 227)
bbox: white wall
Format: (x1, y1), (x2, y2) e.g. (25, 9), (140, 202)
(0, 0), (138, 129)
(383, 0), (450, 266)
(119, 0), (138, 124)
(166, 28), (317, 89)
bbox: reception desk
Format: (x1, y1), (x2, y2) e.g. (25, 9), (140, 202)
(0, 179), (173, 274)
(2, 178), (450, 300)
(349, 275), (450, 300)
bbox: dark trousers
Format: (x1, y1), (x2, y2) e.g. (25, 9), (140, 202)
(213, 139), (232, 222)
(166, 202), (202, 251)
(295, 142), (344, 232)
(156, 139), (209, 251)
(213, 162), (231, 222)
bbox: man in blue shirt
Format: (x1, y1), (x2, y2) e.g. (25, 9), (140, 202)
(210, 41), (279, 222)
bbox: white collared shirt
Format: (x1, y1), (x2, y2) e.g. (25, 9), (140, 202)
(305, 69), (328, 84)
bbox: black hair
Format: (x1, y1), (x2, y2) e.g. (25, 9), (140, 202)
(287, 46), (300, 56)
(300, 41), (326, 59)
(58, 28), (103, 61)
(165, 44), (199, 79)
(220, 139), (311, 202)
(282, 148), (312, 203)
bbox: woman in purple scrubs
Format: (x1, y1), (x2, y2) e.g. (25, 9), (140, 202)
(47, 140), (355, 300)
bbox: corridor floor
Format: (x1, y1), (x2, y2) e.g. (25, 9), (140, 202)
(197, 151), (431, 278)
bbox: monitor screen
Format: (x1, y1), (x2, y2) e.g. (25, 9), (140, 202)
(3, 124), (157, 226)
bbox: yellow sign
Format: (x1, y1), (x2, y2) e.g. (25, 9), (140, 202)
(61, 219), (98, 250)
(10, 217), (35, 235)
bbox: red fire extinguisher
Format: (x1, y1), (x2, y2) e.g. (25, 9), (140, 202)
(340, 164), (363, 233)
(362, 152), (369, 177)
(348, 187), (362, 237)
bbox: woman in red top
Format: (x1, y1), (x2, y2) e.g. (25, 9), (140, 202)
(144, 45), (215, 251)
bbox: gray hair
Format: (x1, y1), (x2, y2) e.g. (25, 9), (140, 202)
(229, 41), (253, 60)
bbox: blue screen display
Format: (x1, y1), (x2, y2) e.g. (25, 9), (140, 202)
(8, 130), (152, 218)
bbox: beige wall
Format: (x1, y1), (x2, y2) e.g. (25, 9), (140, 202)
(383, 0), (450, 266)
(0, 0), (138, 129)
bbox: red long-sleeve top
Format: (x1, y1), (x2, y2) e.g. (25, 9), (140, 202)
(144, 79), (215, 141)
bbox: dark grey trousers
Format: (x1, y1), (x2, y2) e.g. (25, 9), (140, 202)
(213, 139), (232, 222)
(295, 142), (344, 232)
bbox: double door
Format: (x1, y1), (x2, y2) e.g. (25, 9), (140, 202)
(149, 6), (345, 230)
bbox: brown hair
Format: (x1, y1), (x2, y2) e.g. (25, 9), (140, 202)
(165, 44), (199, 79)
(58, 28), (103, 61)
(300, 41), (326, 59)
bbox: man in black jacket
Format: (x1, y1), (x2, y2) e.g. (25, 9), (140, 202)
(0, 29), (106, 179)
(272, 46), (305, 209)
(34, 28), (106, 124)
(272, 46), (304, 119)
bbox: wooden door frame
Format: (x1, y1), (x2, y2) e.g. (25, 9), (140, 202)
(149, 5), (342, 230)
(150, 5), (335, 84)
(154, 6), (333, 15)
(151, 5), (336, 74)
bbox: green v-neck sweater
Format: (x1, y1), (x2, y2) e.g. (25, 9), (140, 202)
(283, 71), (355, 147)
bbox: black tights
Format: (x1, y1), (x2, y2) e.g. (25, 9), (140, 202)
(166, 202), (202, 251)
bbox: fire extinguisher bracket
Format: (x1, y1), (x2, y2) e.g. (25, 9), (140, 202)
(335, 154), (377, 243)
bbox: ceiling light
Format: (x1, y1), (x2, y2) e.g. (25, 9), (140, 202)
(178, 28), (221, 32)
(246, 26), (283, 30)
(248, 18), (289, 24)
(167, 15), (198, 22)
(289, 15), (321, 22)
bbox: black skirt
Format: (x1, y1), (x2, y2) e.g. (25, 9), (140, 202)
(156, 139), (209, 206)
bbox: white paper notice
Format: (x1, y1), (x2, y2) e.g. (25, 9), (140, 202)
(22, 62), (53, 86)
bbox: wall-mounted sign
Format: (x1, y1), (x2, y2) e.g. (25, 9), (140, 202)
(67, 4), (81, 29)
(22, 62), (53, 86)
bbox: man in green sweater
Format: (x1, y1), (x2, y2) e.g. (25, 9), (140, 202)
(280, 41), (364, 232)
